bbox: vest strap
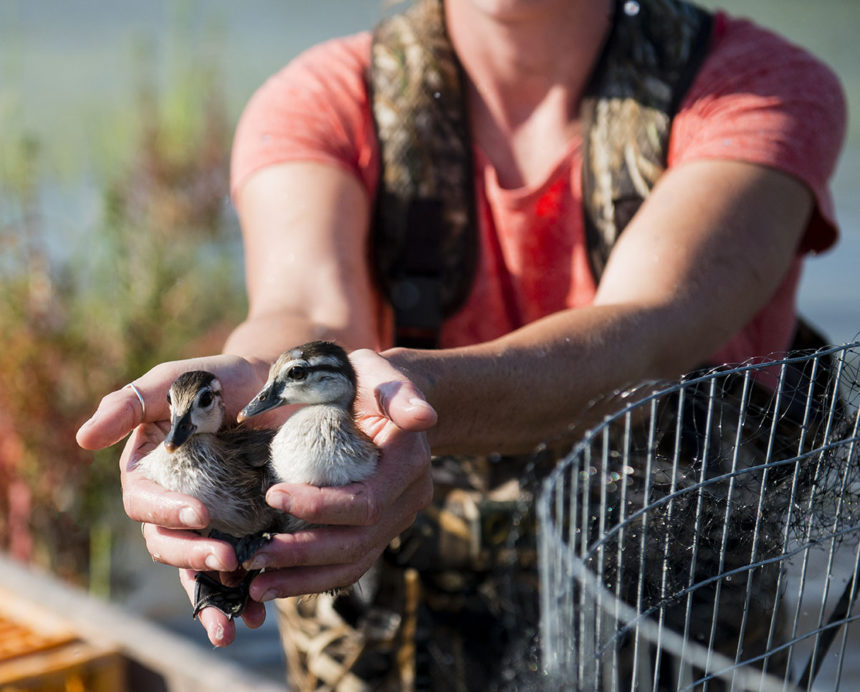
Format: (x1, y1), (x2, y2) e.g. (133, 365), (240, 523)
(369, 0), (478, 348)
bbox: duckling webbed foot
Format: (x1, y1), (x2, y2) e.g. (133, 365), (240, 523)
(192, 530), (274, 620)
(192, 571), (252, 620)
(208, 528), (274, 565)
(233, 531), (274, 565)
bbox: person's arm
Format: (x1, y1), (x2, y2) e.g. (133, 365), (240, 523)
(223, 160), (384, 363)
(76, 161), (383, 451)
(385, 159), (814, 455)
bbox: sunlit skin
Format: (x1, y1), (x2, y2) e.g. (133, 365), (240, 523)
(76, 0), (815, 647)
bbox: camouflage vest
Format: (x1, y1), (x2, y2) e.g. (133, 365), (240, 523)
(369, 0), (713, 348)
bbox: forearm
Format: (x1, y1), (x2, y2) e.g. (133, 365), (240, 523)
(385, 302), (686, 456)
(227, 162), (382, 373)
(386, 161), (813, 456)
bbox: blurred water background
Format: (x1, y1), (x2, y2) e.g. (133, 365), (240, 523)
(0, 0), (857, 686)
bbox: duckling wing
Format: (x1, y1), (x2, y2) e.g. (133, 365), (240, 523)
(222, 426), (276, 468)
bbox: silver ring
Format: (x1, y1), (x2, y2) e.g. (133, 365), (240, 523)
(140, 521), (147, 537)
(125, 382), (146, 421)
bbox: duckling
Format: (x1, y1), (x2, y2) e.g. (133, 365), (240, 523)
(136, 370), (281, 619)
(238, 341), (379, 532)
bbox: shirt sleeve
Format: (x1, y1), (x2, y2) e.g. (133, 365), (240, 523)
(669, 13), (847, 254)
(230, 32), (377, 199)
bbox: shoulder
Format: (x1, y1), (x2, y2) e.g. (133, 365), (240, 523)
(669, 12), (847, 251)
(676, 12), (847, 158)
(266, 32), (373, 95)
(692, 13), (845, 110)
(230, 33), (376, 198)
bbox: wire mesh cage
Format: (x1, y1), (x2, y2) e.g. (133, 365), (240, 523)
(538, 342), (860, 691)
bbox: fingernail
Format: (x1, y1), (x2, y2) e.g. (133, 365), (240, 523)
(268, 491), (291, 513)
(205, 554), (226, 571)
(179, 506), (203, 526)
(260, 589), (279, 602)
(212, 624), (225, 645)
(407, 397), (434, 412)
(244, 555), (266, 571)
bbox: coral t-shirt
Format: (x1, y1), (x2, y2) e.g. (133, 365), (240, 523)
(231, 13), (846, 364)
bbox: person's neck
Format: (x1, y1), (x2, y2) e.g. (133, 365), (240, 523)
(446, 0), (614, 188)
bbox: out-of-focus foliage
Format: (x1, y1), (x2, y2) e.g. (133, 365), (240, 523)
(0, 44), (246, 593)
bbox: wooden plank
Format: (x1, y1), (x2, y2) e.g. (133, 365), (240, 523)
(0, 640), (124, 691)
(0, 585), (78, 641)
(0, 616), (76, 661)
(0, 554), (285, 692)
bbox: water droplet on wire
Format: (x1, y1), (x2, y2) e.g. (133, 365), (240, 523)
(624, 0), (641, 16)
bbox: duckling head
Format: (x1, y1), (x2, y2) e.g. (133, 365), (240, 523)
(164, 371), (225, 452)
(238, 341), (356, 422)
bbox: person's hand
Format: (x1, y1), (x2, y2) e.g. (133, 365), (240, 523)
(178, 348), (437, 645)
(76, 354), (276, 645)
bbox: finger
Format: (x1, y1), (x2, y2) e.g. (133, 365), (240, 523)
(179, 569), (237, 647)
(142, 523), (239, 572)
(267, 482), (375, 527)
(248, 475), (428, 572)
(240, 599), (267, 630)
(78, 355), (267, 451)
(266, 444), (433, 526)
(77, 360), (187, 450)
(373, 380), (437, 431)
(250, 565), (365, 602)
(266, 468), (431, 528)
(248, 545), (385, 602)
(123, 472), (210, 530)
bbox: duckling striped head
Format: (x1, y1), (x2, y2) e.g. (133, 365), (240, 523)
(164, 371), (225, 451)
(238, 341), (357, 421)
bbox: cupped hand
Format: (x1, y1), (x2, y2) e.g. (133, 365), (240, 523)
(76, 353), (276, 645)
(187, 348), (437, 645)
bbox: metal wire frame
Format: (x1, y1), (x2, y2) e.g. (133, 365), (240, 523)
(538, 343), (860, 691)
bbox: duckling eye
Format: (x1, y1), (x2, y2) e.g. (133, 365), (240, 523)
(166, 393), (172, 406)
(198, 391), (214, 408)
(287, 366), (307, 381)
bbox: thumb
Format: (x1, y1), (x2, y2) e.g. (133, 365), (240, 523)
(76, 384), (150, 450)
(375, 380), (437, 431)
(349, 348), (437, 431)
